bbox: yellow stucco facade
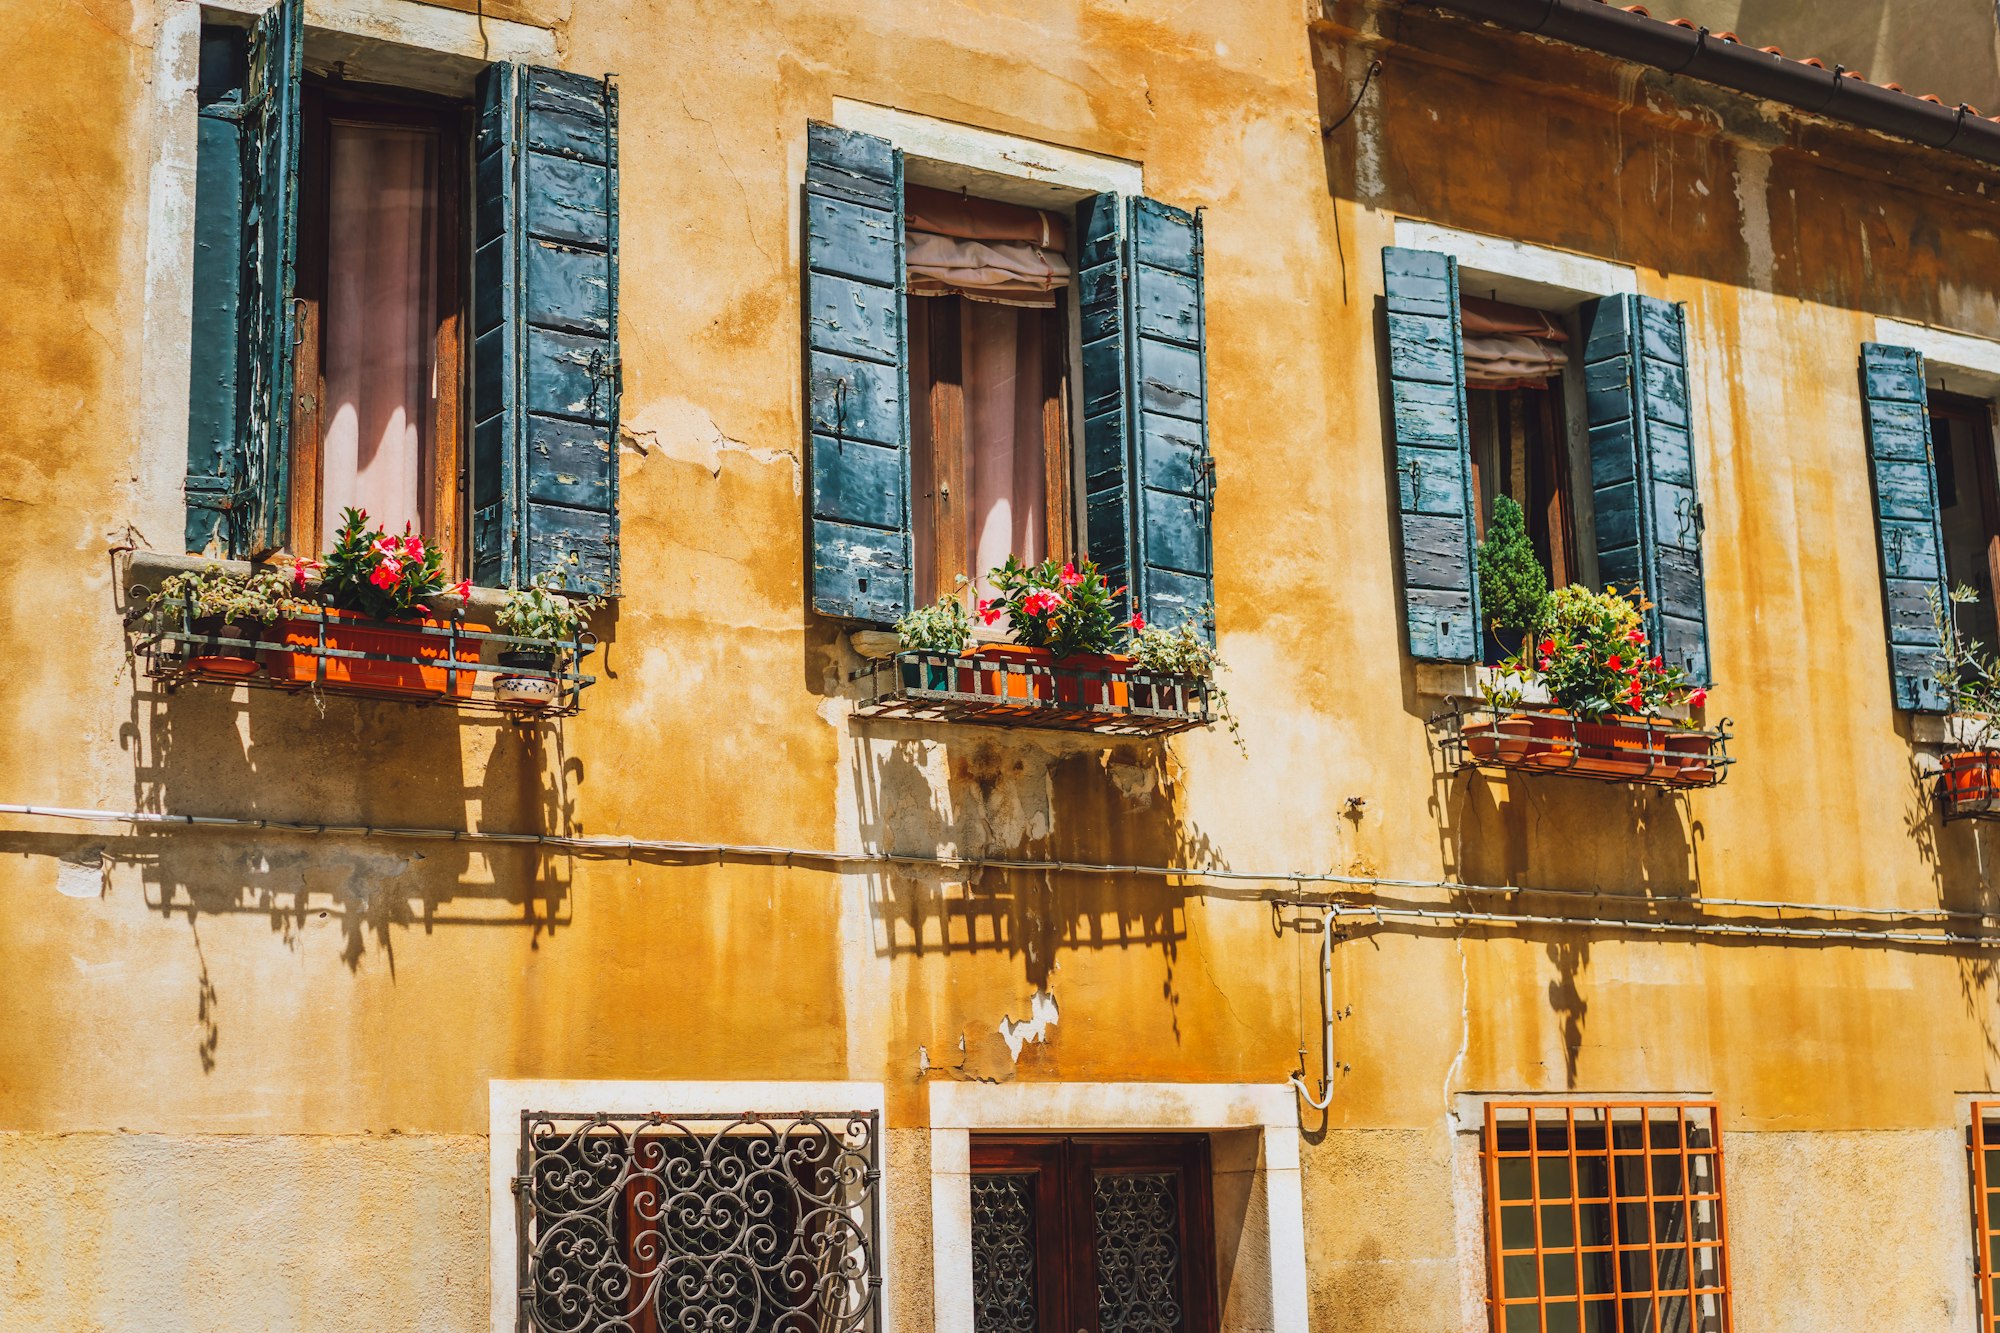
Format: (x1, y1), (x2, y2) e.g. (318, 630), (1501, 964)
(4, 0), (2000, 1327)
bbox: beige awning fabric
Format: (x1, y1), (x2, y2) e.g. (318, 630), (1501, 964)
(905, 185), (1071, 307)
(1461, 295), (1569, 389)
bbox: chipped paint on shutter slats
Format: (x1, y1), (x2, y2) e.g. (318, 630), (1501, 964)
(239, 0), (302, 557)
(184, 25), (249, 556)
(472, 64), (621, 595)
(1863, 342), (1952, 712)
(1383, 246), (1480, 662)
(805, 121), (911, 624)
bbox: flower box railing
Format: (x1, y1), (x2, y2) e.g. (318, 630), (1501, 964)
(131, 595), (596, 716)
(1431, 702), (1733, 788)
(1937, 747), (2000, 822)
(853, 648), (1212, 736)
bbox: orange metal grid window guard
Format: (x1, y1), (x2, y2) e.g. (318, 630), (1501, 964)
(1483, 1101), (1732, 1333)
(1972, 1104), (2000, 1331)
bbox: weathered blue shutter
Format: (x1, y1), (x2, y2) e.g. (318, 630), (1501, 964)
(804, 122), (910, 623)
(1078, 194), (1215, 632)
(215, 0), (304, 556)
(473, 65), (621, 595)
(1862, 343), (1950, 711)
(1582, 294), (1711, 684)
(1382, 247), (1479, 661)
(184, 25), (249, 555)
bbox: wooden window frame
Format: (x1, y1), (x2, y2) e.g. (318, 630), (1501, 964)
(908, 291), (1076, 606)
(970, 1132), (1218, 1333)
(1972, 1103), (2000, 1333)
(1932, 392), (2000, 645)
(290, 77), (468, 570)
(1483, 1101), (1732, 1333)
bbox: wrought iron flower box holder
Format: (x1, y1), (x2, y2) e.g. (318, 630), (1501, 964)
(1937, 747), (2000, 822)
(132, 595), (596, 716)
(1432, 702), (1734, 788)
(854, 649), (1213, 736)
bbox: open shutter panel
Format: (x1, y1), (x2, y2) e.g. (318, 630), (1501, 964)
(472, 65), (621, 595)
(1382, 247), (1479, 662)
(1583, 295), (1711, 684)
(805, 122), (910, 623)
(240, 0), (302, 557)
(1862, 343), (1951, 711)
(184, 26), (249, 555)
(1125, 197), (1215, 634)
(1078, 193), (1133, 618)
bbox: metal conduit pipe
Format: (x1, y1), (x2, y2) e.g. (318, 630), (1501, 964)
(3, 802), (1997, 943)
(1292, 909), (1340, 1111)
(1412, 0), (2000, 168)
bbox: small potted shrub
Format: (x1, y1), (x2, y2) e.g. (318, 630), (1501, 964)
(1929, 585), (2000, 809)
(148, 565), (291, 676)
(893, 586), (974, 694)
(1126, 612), (1241, 749)
(493, 578), (601, 709)
(1475, 495), (1548, 664)
(979, 556), (1130, 704)
(269, 507), (479, 698)
(1488, 584), (1710, 779)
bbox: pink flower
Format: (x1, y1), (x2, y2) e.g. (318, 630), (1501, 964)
(450, 579), (472, 604)
(1022, 589), (1062, 617)
(1626, 628), (1645, 644)
(1059, 561), (1083, 588)
(291, 558), (320, 590)
(1687, 687), (1708, 708)
(368, 562), (401, 591)
(403, 533), (426, 558)
(1126, 613), (1146, 632)
(1537, 656), (1552, 671)
(976, 598), (1002, 627)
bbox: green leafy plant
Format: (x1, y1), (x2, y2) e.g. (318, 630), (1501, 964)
(496, 576), (602, 644)
(1476, 495), (1548, 634)
(895, 585), (974, 653)
(1498, 584), (1705, 719)
(148, 565), (292, 625)
(1929, 583), (2000, 716)
(984, 555), (1126, 657)
(1127, 611), (1243, 751)
(318, 507), (468, 620)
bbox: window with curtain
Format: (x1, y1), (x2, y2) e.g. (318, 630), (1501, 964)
(905, 184), (1074, 602)
(291, 82), (465, 561)
(1932, 393), (2000, 647)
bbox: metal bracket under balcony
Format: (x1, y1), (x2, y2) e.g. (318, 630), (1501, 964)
(853, 650), (1213, 736)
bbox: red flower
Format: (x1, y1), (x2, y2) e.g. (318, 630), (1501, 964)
(1651, 656), (1663, 670)
(1537, 656), (1552, 671)
(1606, 654), (1623, 671)
(1626, 628), (1645, 644)
(1687, 687), (1708, 708)
(1022, 589), (1062, 617)
(976, 598), (1002, 627)
(291, 558), (320, 590)
(450, 579), (472, 604)
(1126, 613), (1147, 632)
(1538, 639), (1555, 656)
(1059, 561), (1083, 589)
(368, 561), (402, 591)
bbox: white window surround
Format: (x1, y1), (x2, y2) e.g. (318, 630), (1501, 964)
(831, 98), (1142, 209)
(1875, 316), (2000, 401)
(487, 1079), (893, 1333)
(1393, 218), (1639, 309)
(928, 1080), (1309, 1333)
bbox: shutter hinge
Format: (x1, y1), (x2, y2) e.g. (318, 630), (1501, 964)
(510, 1173), (532, 1196)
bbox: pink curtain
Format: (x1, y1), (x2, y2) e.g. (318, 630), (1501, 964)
(320, 123), (438, 548)
(965, 302), (1047, 597)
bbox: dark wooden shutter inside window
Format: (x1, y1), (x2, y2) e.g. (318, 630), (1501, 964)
(472, 63), (621, 595)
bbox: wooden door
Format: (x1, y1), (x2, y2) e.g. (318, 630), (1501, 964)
(970, 1134), (1217, 1333)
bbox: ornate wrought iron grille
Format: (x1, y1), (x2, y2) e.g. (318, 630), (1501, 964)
(970, 1175), (1038, 1332)
(519, 1111), (880, 1333)
(1094, 1173), (1186, 1332)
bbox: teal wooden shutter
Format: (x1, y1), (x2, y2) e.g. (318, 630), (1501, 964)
(184, 25), (249, 555)
(239, 0), (302, 556)
(1862, 343), (1950, 711)
(472, 65), (621, 595)
(1078, 194), (1216, 632)
(1382, 247), (1479, 661)
(1582, 294), (1711, 684)
(805, 122), (910, 623)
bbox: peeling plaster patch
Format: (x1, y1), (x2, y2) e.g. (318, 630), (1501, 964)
(620, 399), (799, 492)
(1735, 147), (1775, 291)
(999, 988), (1059, 1061)
(56, 845), (106, 899)
(1108, 758), (1159, 805)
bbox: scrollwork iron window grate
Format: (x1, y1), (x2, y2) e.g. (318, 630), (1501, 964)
(519, 1110), (881, 1333)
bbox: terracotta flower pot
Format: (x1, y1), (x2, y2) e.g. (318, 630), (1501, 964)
(187, 614), (265, 677)
(1945, 751), (1998, 805)
(266, 608), (484, 699)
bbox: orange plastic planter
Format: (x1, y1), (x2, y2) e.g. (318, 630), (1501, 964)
(265, 609), (484, 699)
(971, 645), (1133, 707)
